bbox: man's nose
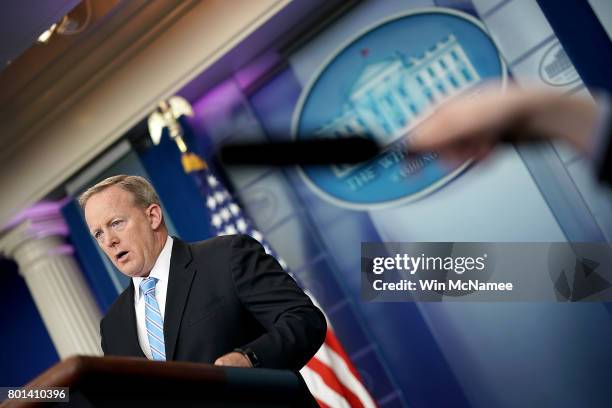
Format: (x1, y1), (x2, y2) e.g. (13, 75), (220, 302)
(104, 230), (119, 248)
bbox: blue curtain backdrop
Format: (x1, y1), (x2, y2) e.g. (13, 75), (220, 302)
(0, 259), (59, 386)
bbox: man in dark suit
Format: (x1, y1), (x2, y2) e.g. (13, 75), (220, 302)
(80, 175), (326, 371)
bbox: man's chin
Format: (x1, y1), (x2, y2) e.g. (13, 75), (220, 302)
(114, 264), (137, 277)
(120, 268), (149, 278)
(112, 260), (146, 277)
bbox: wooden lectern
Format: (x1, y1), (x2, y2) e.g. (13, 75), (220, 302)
(2, 356), (317, 407)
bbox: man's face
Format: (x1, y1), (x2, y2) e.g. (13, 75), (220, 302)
(84, 185), (162, 277)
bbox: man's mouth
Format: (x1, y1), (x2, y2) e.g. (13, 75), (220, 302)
(116, 251), (129, 262)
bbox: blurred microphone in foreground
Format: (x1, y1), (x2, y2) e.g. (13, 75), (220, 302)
(219, 136), (381, 166)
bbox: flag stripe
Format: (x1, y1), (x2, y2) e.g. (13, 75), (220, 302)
(324, 329), (363, 380)
(301, 366), (351, 408)
(317, 399), (332, 408)
(308, 357), (365, 408)
(306, 295), (375, 406)
(314, 343), (377, 408)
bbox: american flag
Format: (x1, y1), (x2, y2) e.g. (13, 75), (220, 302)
(183, 152), (376, 408)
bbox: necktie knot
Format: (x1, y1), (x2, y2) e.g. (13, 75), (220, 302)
(140, 277), (158, 295)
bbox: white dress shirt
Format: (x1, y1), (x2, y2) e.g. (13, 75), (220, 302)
(132, 236), (173, 360)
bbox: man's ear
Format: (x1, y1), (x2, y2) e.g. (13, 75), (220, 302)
(147, 204), (164, 230)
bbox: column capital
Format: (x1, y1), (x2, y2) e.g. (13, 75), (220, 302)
(0, 199), (102, 356)
(0, 200), (73, 268)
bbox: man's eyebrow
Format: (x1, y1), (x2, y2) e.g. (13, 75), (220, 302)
(89, 213), (124, 234)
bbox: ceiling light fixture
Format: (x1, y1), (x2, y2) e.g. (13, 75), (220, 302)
(37, 23), (58, 44)
(36, 0), (92, 44)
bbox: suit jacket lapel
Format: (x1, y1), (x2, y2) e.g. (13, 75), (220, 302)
(164, 238), (196, 361)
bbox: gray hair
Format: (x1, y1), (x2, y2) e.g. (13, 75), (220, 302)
(78, 175), (161, 210)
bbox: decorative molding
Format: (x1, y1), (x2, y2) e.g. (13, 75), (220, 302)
(0, 0), (290, 226)
(0, 201), (70, 265)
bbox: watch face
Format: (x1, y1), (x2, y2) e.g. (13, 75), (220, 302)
(246, 350), (260, 367)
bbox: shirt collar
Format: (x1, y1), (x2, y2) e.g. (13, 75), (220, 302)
(133, 236), (173, 300)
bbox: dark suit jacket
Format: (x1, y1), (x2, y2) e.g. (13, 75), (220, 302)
(100, 234), (327, 371)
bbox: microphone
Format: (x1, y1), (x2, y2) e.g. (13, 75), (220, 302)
(219, 136), (382, 166)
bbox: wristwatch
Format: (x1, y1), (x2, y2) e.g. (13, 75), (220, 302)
(234, 348), (260, 367)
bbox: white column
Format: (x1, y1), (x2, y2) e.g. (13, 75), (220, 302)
(0, 201), (103, 358)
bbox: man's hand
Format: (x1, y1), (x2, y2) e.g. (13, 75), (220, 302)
(214, 351), (252, 367)
(409, 84), (599, 163)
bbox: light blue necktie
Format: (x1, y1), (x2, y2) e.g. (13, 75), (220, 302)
(140, 277), (166, 361)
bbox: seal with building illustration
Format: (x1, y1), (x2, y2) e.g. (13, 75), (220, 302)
(292, 8), (507, 209)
